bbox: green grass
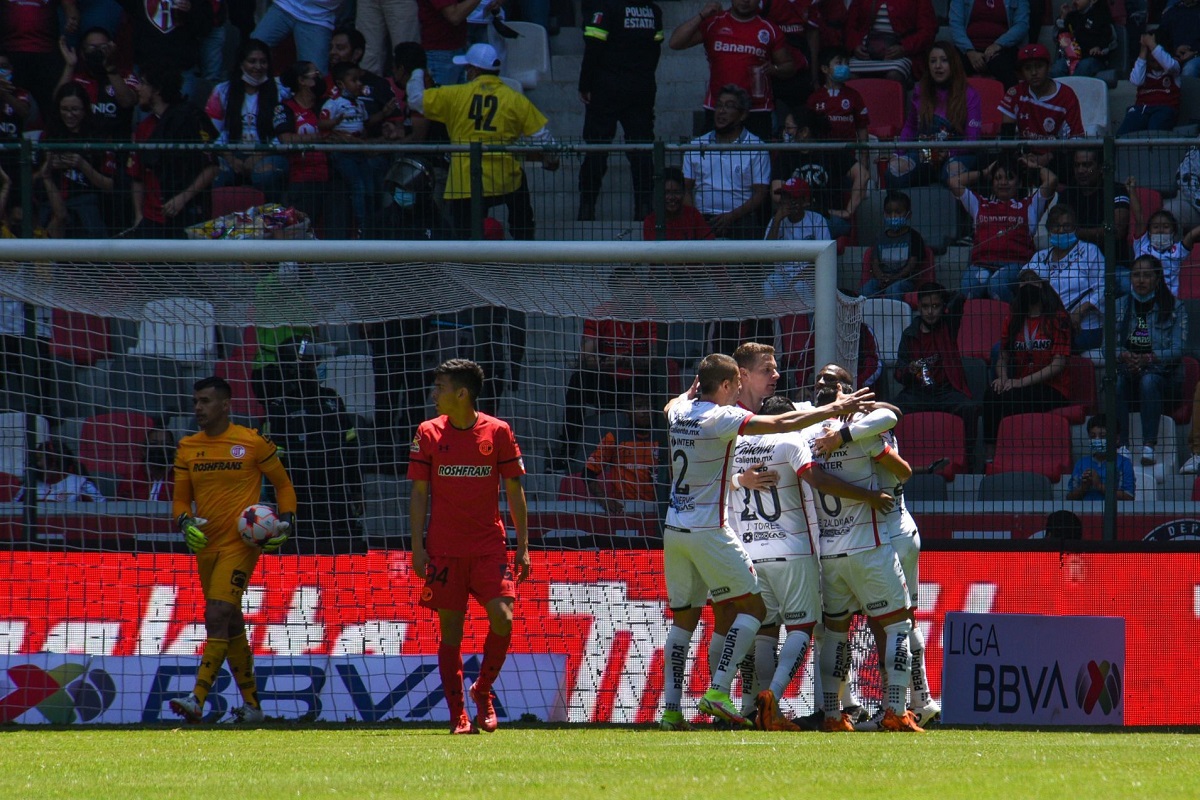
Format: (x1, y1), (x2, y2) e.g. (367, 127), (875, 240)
(2, 726), (1198, 799)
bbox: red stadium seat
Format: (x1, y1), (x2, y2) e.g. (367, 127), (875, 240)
(845, 78), (906, 139)
(216, 342), (266, 420)
(557, 474), (589, 501)
(1049, 355), (1097, 425)
(957, 298), (1008, 363)
(859, 245), (936, 296)
(967, 77), (1005, 137)
(78, 412), (157, 482)
(211, 186), (266, 218)
(1128, 186), (1162, 243)
(1192, 476), (1200, 502)
(894, 411), (967, 481)
(987, 412), (1072, 483)
(1179, 255), (1200, 301)
(49, 309), (110, 366)
(0, 472), (19, 502)
(1170, 355), (1200, 425)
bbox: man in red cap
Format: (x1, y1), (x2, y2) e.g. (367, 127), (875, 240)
(766, 176), (831, 241)
(999, 43), (1083, 168)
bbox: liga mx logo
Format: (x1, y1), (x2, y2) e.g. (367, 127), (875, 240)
(0, 664), (117, 723)
(1075, 660), (1122, 715)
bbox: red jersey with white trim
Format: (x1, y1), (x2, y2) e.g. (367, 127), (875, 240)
(801, 415), (886, 555)
(700, 10), (787, 112)
(728, 430), (818, 558)
(1131, 47), (1182, 108)
(998, 80), (1083, 144)
(408, 412), (525, 558)
(666, 399), (752, 530)
(806, 85), (869, 141)
(959, 188), (1048, 265)
(1, 0), (57, 52)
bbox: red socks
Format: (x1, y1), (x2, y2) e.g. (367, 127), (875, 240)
(477, 631), (511, 693)
(438, 642), (464, 718)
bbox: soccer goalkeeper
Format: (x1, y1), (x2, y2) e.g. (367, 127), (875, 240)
(169, 376), (298, 723)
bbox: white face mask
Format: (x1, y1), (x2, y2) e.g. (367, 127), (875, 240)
(242, 71), (269, 87)
(1090, 437), (1107, 454)
(1149, 233), (1174, 251)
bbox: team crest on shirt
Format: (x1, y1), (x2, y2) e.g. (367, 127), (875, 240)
(758, 29), (770, 45)
(1043, 118), (1055, 132)
(479, 440), (494, 456)
(230, 445), (246, 458)
(842, 98), (850, 109)
(410, 436), (421, 454)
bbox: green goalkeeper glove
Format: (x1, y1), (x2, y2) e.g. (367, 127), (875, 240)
(177, 513), (209, 553)
(262, 512), (293, 553)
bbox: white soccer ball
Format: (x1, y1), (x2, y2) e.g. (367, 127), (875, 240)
(238, 504), (279, 547)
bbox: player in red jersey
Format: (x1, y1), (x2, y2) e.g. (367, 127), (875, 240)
(409, 358), (530, 734)
(999, 43), (1083, 167)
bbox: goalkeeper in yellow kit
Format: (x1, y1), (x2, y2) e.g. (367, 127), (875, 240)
(169, 376), (298, 723)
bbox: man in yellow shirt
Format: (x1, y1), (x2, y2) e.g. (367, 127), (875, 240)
(169, 376), (298, 724)
(406, 42), (559, 240)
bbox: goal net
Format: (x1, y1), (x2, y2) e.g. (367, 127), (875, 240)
(0, 238), (876, 725)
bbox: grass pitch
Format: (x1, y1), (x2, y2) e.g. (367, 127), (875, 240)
(2, 726), (1197, 799)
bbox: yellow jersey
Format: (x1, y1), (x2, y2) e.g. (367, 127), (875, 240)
(422, 74), (549, 199)
(172, 423), (297, 551)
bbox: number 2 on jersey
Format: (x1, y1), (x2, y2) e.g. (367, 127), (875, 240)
(469, 94), (499, 131)
(671, 449), (690, 495)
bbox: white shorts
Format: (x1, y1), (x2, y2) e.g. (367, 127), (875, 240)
(664, 524), (759, 610)
(755, 555), (821, 628)
(890, 531), (920, 606)
(820, 543), (910, 620)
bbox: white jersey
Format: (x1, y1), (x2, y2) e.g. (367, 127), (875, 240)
(873, 430), (918, 539)
(801, 414), (885, 556)
(665, 399), (752, 530)
(727, 430), (819, 559)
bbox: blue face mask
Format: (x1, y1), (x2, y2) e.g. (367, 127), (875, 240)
(1048, 232), (1077, 250)
(885, 215), (909, 230)
(1132, 288), (1157, 303)
(831, 65), (852, 83)
(392, 188), (416, 209)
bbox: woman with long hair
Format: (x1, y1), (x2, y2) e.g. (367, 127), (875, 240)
(278, 60), (348, 238)
(35, 81), (114, 238)
(888, 42), (982, 188)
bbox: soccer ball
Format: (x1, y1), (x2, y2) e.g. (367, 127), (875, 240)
(238, 504), (279, 547)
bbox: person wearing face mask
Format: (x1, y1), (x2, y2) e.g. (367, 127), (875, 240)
(363, 156), (450, 240)
(772, 108), (868, 240)
(1067, 414), (1135, 500)
(862, 190), (928, 299)
(806, 48), (871, 181)
(1113, 254), (1188, 468)
(1128, 192), (1200, 298)
(1024, 203), (1105, 351)
(53, 27), (137, 141)
(119, 429), (177, 501)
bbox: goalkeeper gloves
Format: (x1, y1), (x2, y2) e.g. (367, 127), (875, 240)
(177, 514), (209, 553)
(262, 512), (293, 553)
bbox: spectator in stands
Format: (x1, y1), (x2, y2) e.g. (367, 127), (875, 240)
(642, 165), (714, 241)
(576, 0), (663, 222)
(54, 27), (137, 141)
(806, 47), (871, 189)
(252, 0), (340, 72)
(774, 113), (865, 244)
(1114, 253), (1188, 467)
(887, 43), (982, 188)
(949, 0), (1029, 87)
(1067, 414), (1135, 500)
(382, 42), (433, 144)
(324, 62), (392, 237)
(264, 338), (366, 554)
(1051, 0), (1115, 78)
(35, 82), (114, 239)
(0, 0), (77, 111)
(982, 269), (1072, 455)
(23, 440), (106, 502)
(279, 61), (349, 239)
(364, 156), (451, 239)
(0, 165), (61, 238)
(765, 176), (831, 242)
(581, 390), (665, 514)
(1000, 43), (1084, 169)
(328, 26), (403, 139)
(1043, 508), (1084, 538)
(1117, 31), (1182, 135)
(894, 281), (980, 428)
(1182, 385), (1200, 473)
(128, 65), (219, 239)
(407, 42), (560, 240)
(844, 0), (937, 84)
(1160, 0), (1200, 78)
(792, 314), (883, 397)
(117, 0), (213, 105)
(1061, 147), (1131, 269)
(0, 51), (36, 182)
(1025, 203), (1105, 351)
(205, 39), (290, 199)
(118, 428), (176, 501)
(760, 0), (821, 110)
(419, 0), (499, 86)
(948, 154), (1058, 302)
(356, 0), (420, 75)
(251, 262), (317, 405)
(683, 84), (771, 240)
(668, 0), (796, 141)
(862, 190), (926, 299)
(1129, 192), (1200, 298)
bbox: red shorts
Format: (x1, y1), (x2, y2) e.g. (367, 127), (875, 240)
(420, 553), (516, 613)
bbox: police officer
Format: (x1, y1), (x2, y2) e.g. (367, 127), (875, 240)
(576, 0), (663, 222)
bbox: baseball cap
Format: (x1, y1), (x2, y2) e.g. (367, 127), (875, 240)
(1017, 43), (1050, 65)
(453, 43), (502, 71)
(778, 177), (811, 201)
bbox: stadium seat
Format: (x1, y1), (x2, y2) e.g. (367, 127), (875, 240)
(859, 245), (935, 294)
(49, 309), (110, 366)
(128, 298), (217, 363)
(859, 297), (911, 368)
(903, 472), (947, 501)
(845, 78), (906, 139)
(1178, 259), (1200, 301)
(319, 354), (376, 421)
(967, 77), (1006, 137)
(1116, 142), (1190, 196)
(211, 186), (266, 218)
(1055, 76), (1108, 136)
(104, 355), (193, 415)
(0, 472), (19, 502)
(895, 411), (967, 480)
(215, 342), (266, 420)
(776, 313), (812, 378)
(957, 298), (1008, 363)
(1193, 476), (1200, 501)
(987, 412), (1072, 483)
(1171, 355), (1200, 425)
(557, 473), (589, 501)
(78, 411), (157, 481)
(976, 471), (1054, 501)
(1049, 355), (1097, 425)
(499, 21), (551, 90)
(0, 412), (51, 478)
